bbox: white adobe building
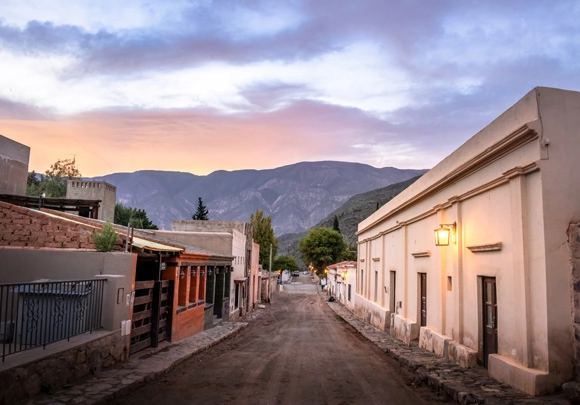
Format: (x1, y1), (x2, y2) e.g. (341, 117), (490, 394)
(326, 261), (357, 310)
(356, 87), (580, 396)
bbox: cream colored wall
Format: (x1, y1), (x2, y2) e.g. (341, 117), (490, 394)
(535, 89), (580, 375)
(250, 241), (260, 308)
(356, 87), (580, 394)
(231, 229), (246, 310)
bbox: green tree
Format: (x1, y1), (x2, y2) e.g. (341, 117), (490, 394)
(192, 197), (209, 220)
(333, 215), (341, 234)
(250, 209), (278, 270)
(298, 227), (350, 274)
(114, 203), (158, 229)
(272, 254), (299, 272)
(26, 158), (82, 197)
(92, 221), (119, 252)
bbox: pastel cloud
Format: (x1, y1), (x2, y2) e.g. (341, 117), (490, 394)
(0, 0), (579, 177)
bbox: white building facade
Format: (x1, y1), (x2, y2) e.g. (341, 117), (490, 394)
(326, 261), (356, 309)
(356, 87), (580, 395)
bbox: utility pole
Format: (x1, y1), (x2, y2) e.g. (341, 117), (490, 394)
(268, 243), (273, 302)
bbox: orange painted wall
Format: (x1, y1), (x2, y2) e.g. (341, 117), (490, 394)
(171, 305), (205, 341)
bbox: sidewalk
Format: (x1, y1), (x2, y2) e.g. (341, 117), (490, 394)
(326, 301), (569, 405)
(17, 322), (247, 405)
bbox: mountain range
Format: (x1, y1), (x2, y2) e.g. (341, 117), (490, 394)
(92, 161), (427, 236)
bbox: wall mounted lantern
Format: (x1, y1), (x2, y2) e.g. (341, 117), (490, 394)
(179, 269), (186, 279)
(208, 268), (213, 276)
(341, 271), (347, 280)
(190, 268), (196, 277)
(200, 269), (205, 276)
(434, 222), (456, 246)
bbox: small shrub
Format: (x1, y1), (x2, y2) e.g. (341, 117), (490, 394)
(92, 221), (119, 252)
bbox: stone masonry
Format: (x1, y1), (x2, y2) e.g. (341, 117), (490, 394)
(0, 331), (129, 405)
(564, 223), (580, 402)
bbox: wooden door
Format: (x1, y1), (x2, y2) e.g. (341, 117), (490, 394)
(482, 277), (498, 368)
(419, 273), (427, 327)
(130, 280), (172, 355)
(390, 271), (396, 313)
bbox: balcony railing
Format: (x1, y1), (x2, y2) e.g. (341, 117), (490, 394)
(0, 279), (106, 361)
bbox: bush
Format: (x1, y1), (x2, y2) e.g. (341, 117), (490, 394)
(92, 221), (119, 252)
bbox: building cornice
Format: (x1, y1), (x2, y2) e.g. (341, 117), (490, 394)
(357, 121), (540, 236)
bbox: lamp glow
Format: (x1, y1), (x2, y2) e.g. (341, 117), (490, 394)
(434, 222), (456, 246)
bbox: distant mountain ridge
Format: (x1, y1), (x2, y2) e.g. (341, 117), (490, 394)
(92, 161), (427, 235)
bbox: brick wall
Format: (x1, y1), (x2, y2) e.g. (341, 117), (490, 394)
(0, 201), (122, 250)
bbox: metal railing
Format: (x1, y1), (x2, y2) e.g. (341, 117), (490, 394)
(0, 279), (106, 361)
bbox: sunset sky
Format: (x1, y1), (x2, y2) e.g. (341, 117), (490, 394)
(1, 1), (579, 177)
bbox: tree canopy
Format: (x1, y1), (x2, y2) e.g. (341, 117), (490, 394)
(298, 227), (350, 274)
(114, 203), (158, 229)
(250, 209), (278, 270)
(272, 254), (299, 272)
(26, 157), (82, 198)
(192, 197), (209, 220)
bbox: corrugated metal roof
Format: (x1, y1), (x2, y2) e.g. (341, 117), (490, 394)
(132, 237), (183, 253)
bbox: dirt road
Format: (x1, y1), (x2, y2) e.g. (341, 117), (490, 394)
(113, 276), (447, 405)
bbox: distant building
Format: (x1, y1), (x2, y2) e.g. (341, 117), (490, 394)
(66, 180), (116, 222)
(152, 219), (261, 320)
(0, 134), (30, 195)
(356, 87), (580, 396)
(326, 261), (356, 309)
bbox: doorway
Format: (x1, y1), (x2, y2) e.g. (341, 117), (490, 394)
(390, 271), (396, 313)
(482, 277), (498, 368)
(419, 273), (427, 327)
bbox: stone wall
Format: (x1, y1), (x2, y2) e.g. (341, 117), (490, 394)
(564, 223), (580, 401)
(0, 331), (129, 405)
(569, 223), (580, 382)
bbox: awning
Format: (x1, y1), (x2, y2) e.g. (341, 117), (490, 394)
(131, 237), (183, 253)
(234, 278), (248, 284)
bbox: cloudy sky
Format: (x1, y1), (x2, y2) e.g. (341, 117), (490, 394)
(1, 1), (579, 177)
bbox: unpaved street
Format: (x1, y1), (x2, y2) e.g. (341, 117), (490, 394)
(113, 275), (447, 405)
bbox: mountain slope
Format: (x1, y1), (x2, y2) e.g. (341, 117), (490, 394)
(93, 161), (427, 234)
(278, 176), (421, 262)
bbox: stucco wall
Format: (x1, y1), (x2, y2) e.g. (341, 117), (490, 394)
(173, 219), (249, 235)
(154, 230), (233, 255)
(355, 87), (578, 395)
(0, 249), (135, 402)
(0, 135), (29, 196)
(66, 180), (117, 222)
(0, 249), (135, 331)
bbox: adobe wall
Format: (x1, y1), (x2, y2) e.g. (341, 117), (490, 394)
(66, 180), (117, 222)
(0, 135), (29, 196)
(0, 201), (124, 250)
(154, 230), (233, 255)
(172, 219), (249, 235)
